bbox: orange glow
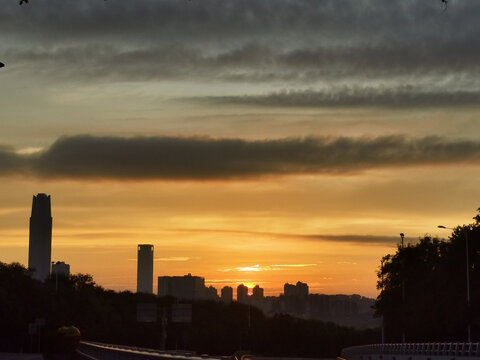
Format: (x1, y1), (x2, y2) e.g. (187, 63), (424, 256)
(1, 167), (480, 298)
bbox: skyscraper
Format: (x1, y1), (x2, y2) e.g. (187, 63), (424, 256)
(237, 284), (249, 303)
(137, 244), (154, 294)
(28, 193), (52, 281)
(221, 286), (233, 303)
(252, 285), (264, 300)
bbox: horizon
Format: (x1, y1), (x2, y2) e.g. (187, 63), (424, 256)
(2, 0), (480, 299)
(1, 191), (471, 298)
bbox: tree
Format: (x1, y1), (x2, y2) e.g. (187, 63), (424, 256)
(375, 209), (480, 342)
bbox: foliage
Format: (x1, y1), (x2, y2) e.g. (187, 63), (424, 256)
(375, 208), (480, 342)
(0, 263), (377, 357)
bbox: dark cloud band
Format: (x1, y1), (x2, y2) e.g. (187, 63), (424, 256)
(1, 135), (480, 180)
(186, 87), (480, 109)
(174, 227), (402, 245)
(8, 42), (480, 85)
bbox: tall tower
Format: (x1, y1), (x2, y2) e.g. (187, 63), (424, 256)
(237, 284), (249, 303)
(221, 286), (233, 303)
(28, 193), (52, 281)
(137, 244), (154, 294)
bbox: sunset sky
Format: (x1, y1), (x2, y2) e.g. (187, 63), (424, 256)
(1, 0), (480, 298)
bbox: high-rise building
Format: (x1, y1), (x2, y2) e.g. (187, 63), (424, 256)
(284, 281), (309, 298)
(252, 285), (264, 300)
(284, 283), (297, 297)
(205, 286), (219, 301)
(221, 286), (233, 303)
(237, 284), (249, 303)
(137, 244), (154, 294)
(296, 281), (309, 298)
(28, 193), (52, 281)
(284, 281), (309, 315)
(157, 274), (206, 300)
(51, 261), (70, 277)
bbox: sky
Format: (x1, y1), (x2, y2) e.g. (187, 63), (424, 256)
(1, 0), (480, 298)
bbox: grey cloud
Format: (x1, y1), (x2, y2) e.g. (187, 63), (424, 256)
(8, 41), (480, 85)
(300, 234), (404, 245)
(1, 135), (480, 180)
(4, 1), (480, 86)
(277, 41), (480, 79)
(1, 0), (478, 46)
(190, 87), (480, 109)
(0, 1), (431, 42)
(0, 146), (27, 175)
(172, 227), (403, 245)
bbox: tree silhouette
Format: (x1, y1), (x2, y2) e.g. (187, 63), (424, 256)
(376, 209), (480, 342)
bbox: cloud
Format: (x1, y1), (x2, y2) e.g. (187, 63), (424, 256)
(187, 87), (480, 109)
(218, 263), (318, 272)
(271, 264), (319, 268)
(2, 0), (478, 46)
(170, 227), (407, 245)
(295, 234), (414, 245)
(4, 1), (480, 86)
(155, 256), (198, 262)
(0, 145), (27, 176)
(1, 134), (480, 180)
(7, 42), (480, 85)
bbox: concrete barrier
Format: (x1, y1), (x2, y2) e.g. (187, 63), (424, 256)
(340, 343), (480, 360)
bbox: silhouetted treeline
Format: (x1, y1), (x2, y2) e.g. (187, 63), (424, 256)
(0, 263), (378, 357)
(376, 208), (480, 342)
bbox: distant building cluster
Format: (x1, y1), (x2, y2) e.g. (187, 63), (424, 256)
(27, 193), (70, 281)
(155, 275), (377, 328)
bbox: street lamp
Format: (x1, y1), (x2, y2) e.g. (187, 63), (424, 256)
(399, 233), (406, 343)
(438, 225), (471, 342)
(380, 258), (385, 344)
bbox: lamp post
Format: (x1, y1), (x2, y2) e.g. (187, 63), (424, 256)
(399, 233), (406, 343)
(380, 258), (385, 344)
(438, 225), (471, 343)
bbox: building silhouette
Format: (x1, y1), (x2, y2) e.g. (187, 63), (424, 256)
(221, 286), (233, 303)
(296, 281), (309, 297)
(284, 281), (309, 315)
(252, 285), (264, 300)
(28, 193), (52, 281)
(205, 286), (219, 301)
(137, 244), (154, 294)
(158, 273), (206, 300)
(237, 284), (249, 303)
(51, 261), (70, 277)
(284, 281), (309, 298)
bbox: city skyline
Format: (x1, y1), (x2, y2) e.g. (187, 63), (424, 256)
(3, 191), (477, 297)
(1, 1), (480, 298)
